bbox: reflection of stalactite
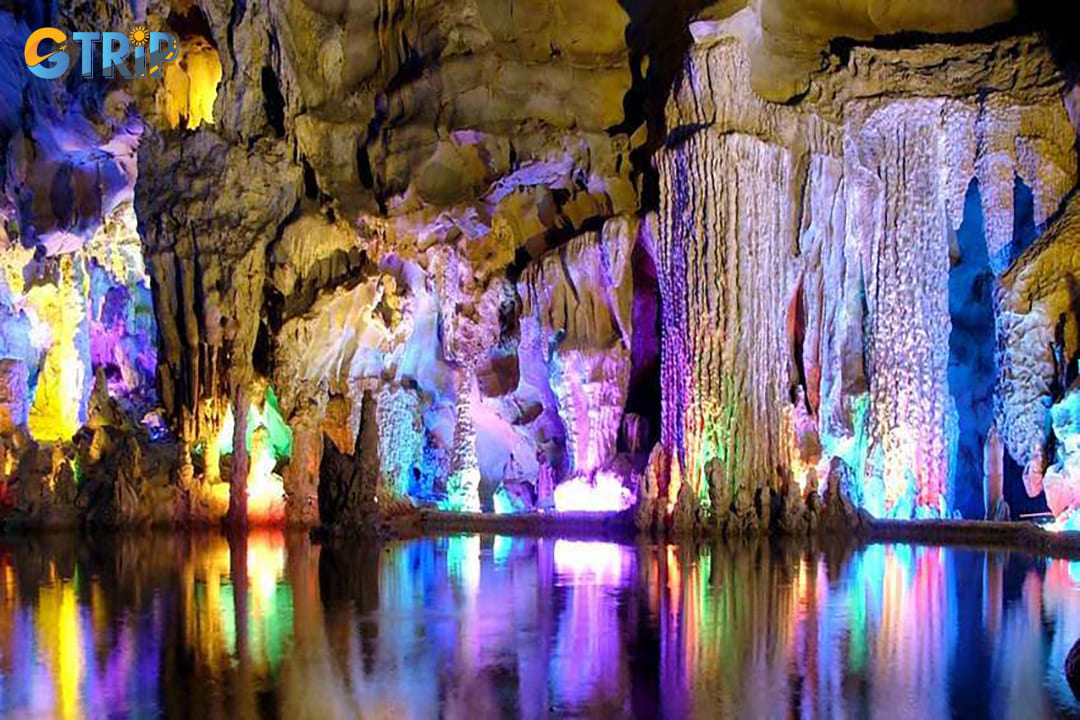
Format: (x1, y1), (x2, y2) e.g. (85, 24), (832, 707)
(551, 541), (634, 711)
(280, 538), (357, 716)
(4, 534), (1080, 715)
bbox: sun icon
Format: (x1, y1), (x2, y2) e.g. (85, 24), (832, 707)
(129, 25), (150, 47)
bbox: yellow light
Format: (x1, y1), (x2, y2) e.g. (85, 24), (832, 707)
(247, 534), (286, 617)
(162, 38), (221, 129)
(37, 576), (82, 720)
(246, 426), (286, 524)
(26, 257), (88, 443)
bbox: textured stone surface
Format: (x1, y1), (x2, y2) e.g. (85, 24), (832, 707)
(656, 12), (1077, 524)
(3, 0), (1080, 533)
(727, 0), (1019, 102)
(518, 217), (637, 478)
(998, 193), (1080, 470)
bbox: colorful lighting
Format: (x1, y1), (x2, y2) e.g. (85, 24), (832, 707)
(553, 540), (633, 584)
(25, 259), (89, 444)
(553, 471), (634, 512)
(211, 387), (292, 524)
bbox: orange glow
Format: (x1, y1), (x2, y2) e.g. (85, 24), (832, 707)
(247, 427), (286, 524)
(162, 38), (221, 129)
(182, 536), (233, 673)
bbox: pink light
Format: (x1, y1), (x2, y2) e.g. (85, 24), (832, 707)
(553, 472), (634, 513)
(553, 540), (633, 585)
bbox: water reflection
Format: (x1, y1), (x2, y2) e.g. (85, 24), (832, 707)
(1, 533), (1079, 718)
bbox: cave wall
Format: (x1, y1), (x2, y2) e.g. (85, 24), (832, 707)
(654, 11), (1078, 525)
(3, 0), (1080, 532)
(125, 0), (666, 525)
(1, 4), (172, 527)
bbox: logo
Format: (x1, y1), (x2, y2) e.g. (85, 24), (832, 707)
(25, 26), (180, 80)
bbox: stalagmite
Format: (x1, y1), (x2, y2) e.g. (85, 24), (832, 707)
(984, 424), (1009, 521)
(2, 0), (1079, 534)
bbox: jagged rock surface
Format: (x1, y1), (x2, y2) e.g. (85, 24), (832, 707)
(3, 0), (1080, 533)
(656, 10), (1077, 523)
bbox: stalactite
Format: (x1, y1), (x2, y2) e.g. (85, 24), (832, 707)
(655, 20), (1078, 525)
(657, 128), (802, 510)
(855, 102), (953, 518)
(282, 409), (322, 527)
(375, 384), (423, 499)
(517, 220), (636, 478)
(444, 369), (482, 513)
(227, 384), (251, 526)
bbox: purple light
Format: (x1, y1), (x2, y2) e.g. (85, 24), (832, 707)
(553, 472), (635, 513)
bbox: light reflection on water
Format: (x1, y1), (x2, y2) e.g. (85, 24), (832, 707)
(0, 533), (1078, 719)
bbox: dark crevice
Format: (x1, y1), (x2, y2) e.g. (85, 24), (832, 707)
(613, 0), (713, 215)
(787, 276), (809, 406)
(359, 94), (390, 215)
(261, 67), (286, 138)
(301, 159), (322, 202)
(664, 123), (710, 150)
(1011, 175), (1038, 260)
(356, 141), (374, 189)
(505, 215), (609, 284)
(252, 319), (273, 378)
(384, 32), (430, 94)
(226, 0), (247, 73)
(166, 5), (217, 47)
(1020, 0), (1080, 85)
(828, 13), (1046, 59)
(268, 246), (376, 328)
(622, 242), (662, 454)
(505, 247), (533, 284)
(948, 180), (996, 519)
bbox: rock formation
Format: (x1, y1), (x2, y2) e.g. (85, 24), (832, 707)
(1, 0), (1079, 535)
(656, 8), (1077, 529)
(1068, 637), (1080, 702)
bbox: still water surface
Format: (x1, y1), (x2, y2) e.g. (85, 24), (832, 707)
(1, 532), (1079, 719)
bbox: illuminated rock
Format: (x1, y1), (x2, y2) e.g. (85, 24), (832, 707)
(4, 0), (1079, 534)
(316, 388), (417, 534)
(515, 216), (648, 509)
(983, 424), (1010, 521)
(820, 457), (859, 532)
(281, 409), (322, 527)
(705, 457), (731, 533)
(247, 425), (286, 525)
(376, 384), (424, 499)
(656, 12), (1076, 525)
(553, 471), (634, 513)
(25, 258), (91, 443)
(1041, 383), (1080, 520)
(161, 37), (221, 130)
(493, 478), (534, 515)
(443, 372), (482, 513)
(0, 359), (28, 434)
(670, 480), (699, 535)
